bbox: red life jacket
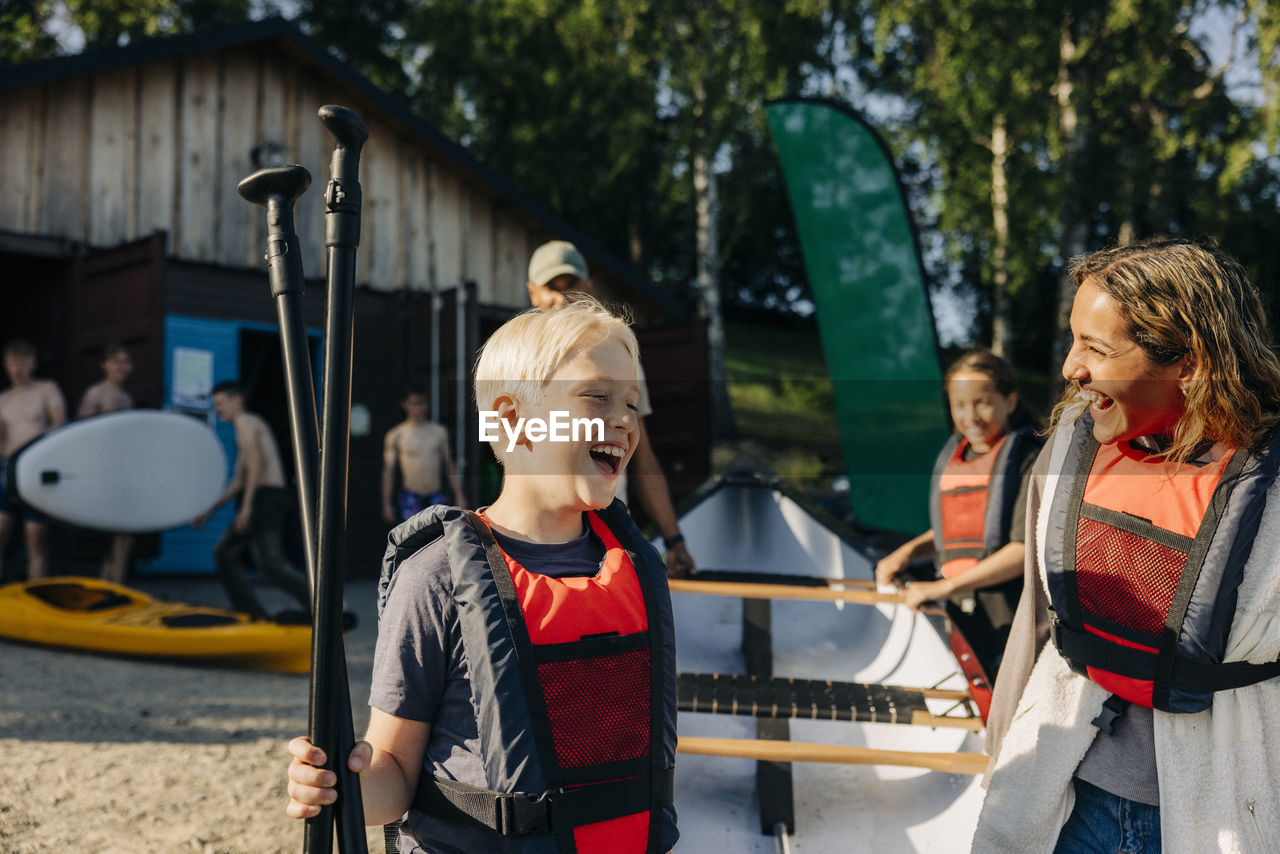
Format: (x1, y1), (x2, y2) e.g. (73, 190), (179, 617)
(489, 511), (656, 853)
(1045, 415), (1280, 713)
(379, 503), (677, 854)
(929, 428), (1038, 578)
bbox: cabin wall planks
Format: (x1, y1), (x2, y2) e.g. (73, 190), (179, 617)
(1, 41), (604, 312)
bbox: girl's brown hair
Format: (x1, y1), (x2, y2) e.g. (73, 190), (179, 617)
(1053, 238), (1280, 459)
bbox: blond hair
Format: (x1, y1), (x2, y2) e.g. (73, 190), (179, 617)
(474, 294), (639, 420)
(1052, 239), (1280, 459)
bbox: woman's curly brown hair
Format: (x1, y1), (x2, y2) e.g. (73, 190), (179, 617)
(1052, 238), (1280, 460)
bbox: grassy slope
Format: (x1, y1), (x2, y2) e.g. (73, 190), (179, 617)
(720, 314), (845, 491)
(721, 316), (1056, 498)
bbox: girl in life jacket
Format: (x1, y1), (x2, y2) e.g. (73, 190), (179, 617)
(974, 240), (1280, 854)
(874, 348), (1042, 678)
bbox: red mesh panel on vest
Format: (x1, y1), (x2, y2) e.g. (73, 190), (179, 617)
(537, 647), (651, 768)
(1075, 516), (1186, 635)
(940, 488), (987, 546)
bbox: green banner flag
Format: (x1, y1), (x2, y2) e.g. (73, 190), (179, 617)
(765, 97), (948, 533)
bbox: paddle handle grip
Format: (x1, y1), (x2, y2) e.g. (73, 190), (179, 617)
(237, 165), (312, 299)
(319, 105), (368, 249)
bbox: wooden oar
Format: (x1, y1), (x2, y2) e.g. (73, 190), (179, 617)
(669, 577), (902, 606)
(689, 569), (879, 590)
(677, 736), (989, 775)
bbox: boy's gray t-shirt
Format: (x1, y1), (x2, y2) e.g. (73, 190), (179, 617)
(369, 521), (606, 854)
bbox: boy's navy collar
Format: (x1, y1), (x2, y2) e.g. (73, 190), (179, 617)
(489, 513), (602, 561)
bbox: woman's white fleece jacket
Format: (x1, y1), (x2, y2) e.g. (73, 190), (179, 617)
(972, 420), (1280, 854)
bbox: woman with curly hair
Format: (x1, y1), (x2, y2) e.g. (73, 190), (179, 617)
(974, 239), (1280, 853)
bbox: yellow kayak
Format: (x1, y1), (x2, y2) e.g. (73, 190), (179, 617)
(0, 576), (311, 673)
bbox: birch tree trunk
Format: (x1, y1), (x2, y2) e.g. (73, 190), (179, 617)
(990, 112), (1012, 357)
(693, 78), (736, 439)
(1052, 16), (1089, 379)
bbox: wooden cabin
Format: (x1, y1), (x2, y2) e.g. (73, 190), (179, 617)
(0, 19), (708, 578)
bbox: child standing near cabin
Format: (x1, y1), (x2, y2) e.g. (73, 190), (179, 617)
(76, 342), (136, 583)
(874, 348), (1041, 677)
(192, 380), (311, 621)
(0, 338), (67, 580)
(285, 297), (678, 853)
(381, 382), (467, 524)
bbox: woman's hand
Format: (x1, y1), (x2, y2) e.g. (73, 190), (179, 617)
(285, 736), (373, 819)
(875, 551), (910, 588)
(901, 578), (953, 612)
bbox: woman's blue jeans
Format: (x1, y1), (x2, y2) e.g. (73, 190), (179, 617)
(1053, 778), (1161, 854)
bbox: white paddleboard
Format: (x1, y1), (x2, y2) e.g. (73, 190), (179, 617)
(6, 410), (227, 533)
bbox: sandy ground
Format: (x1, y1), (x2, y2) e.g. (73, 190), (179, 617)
(0, 576), (386, 854)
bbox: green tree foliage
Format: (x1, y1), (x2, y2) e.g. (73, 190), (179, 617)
(292, 1), (845, 315)
(866, 0), (1059, 357)
(1, 1), (60, 62)
(865, 0), (1280, 369)
(8, 0), (1280, 358)
(2, 0), (253, 56)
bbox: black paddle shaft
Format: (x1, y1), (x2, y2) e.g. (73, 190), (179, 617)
(237, 153), (366, 854)
(313, 104), (369, 854)
(236, 166), (321, 560)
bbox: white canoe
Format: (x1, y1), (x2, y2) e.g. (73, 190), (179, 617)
(662, 471), (988, 852)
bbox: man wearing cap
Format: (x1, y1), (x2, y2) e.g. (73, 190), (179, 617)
(527, 240), (696, 577)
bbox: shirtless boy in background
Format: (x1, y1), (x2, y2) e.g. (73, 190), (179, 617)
(0, 339), (67, 579)
(194, 380), (310, 619)
(77, 343), (134, 418)
(76, 342), (135, 583)
(381, 383), (466, 524)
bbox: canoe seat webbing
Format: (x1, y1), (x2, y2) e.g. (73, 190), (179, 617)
(678, 672), (925, 725)
(383, 819), (401, 854)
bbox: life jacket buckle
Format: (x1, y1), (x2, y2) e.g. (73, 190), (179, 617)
(1090, 694), (1131, 735)
(1049, 613), (1066, 650)
(494, 789), (554, 836)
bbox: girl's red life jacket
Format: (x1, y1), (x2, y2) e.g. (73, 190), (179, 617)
(378, 503), (678, 854)
(929, 427), (1039, 578)
(1045, 414), (1280, 713)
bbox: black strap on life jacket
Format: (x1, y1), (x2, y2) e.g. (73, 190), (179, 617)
(411, 769), (676, 838)
(1052, 617), (1280, 697)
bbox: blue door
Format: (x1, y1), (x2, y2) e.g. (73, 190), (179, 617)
(142, 315), (320, 574)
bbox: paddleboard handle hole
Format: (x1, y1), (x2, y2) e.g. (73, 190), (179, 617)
(40, 470), (60, 484)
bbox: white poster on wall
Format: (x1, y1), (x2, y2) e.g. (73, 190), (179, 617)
(172, 346), (214, 408)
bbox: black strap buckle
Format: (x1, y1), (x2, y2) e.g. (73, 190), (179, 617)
(1090, 694), (1130, 735)
(494, 789), (555, 836)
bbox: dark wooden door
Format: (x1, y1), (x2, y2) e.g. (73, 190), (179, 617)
(636, 320), (710, 509)
(63, 232), (166, 409)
